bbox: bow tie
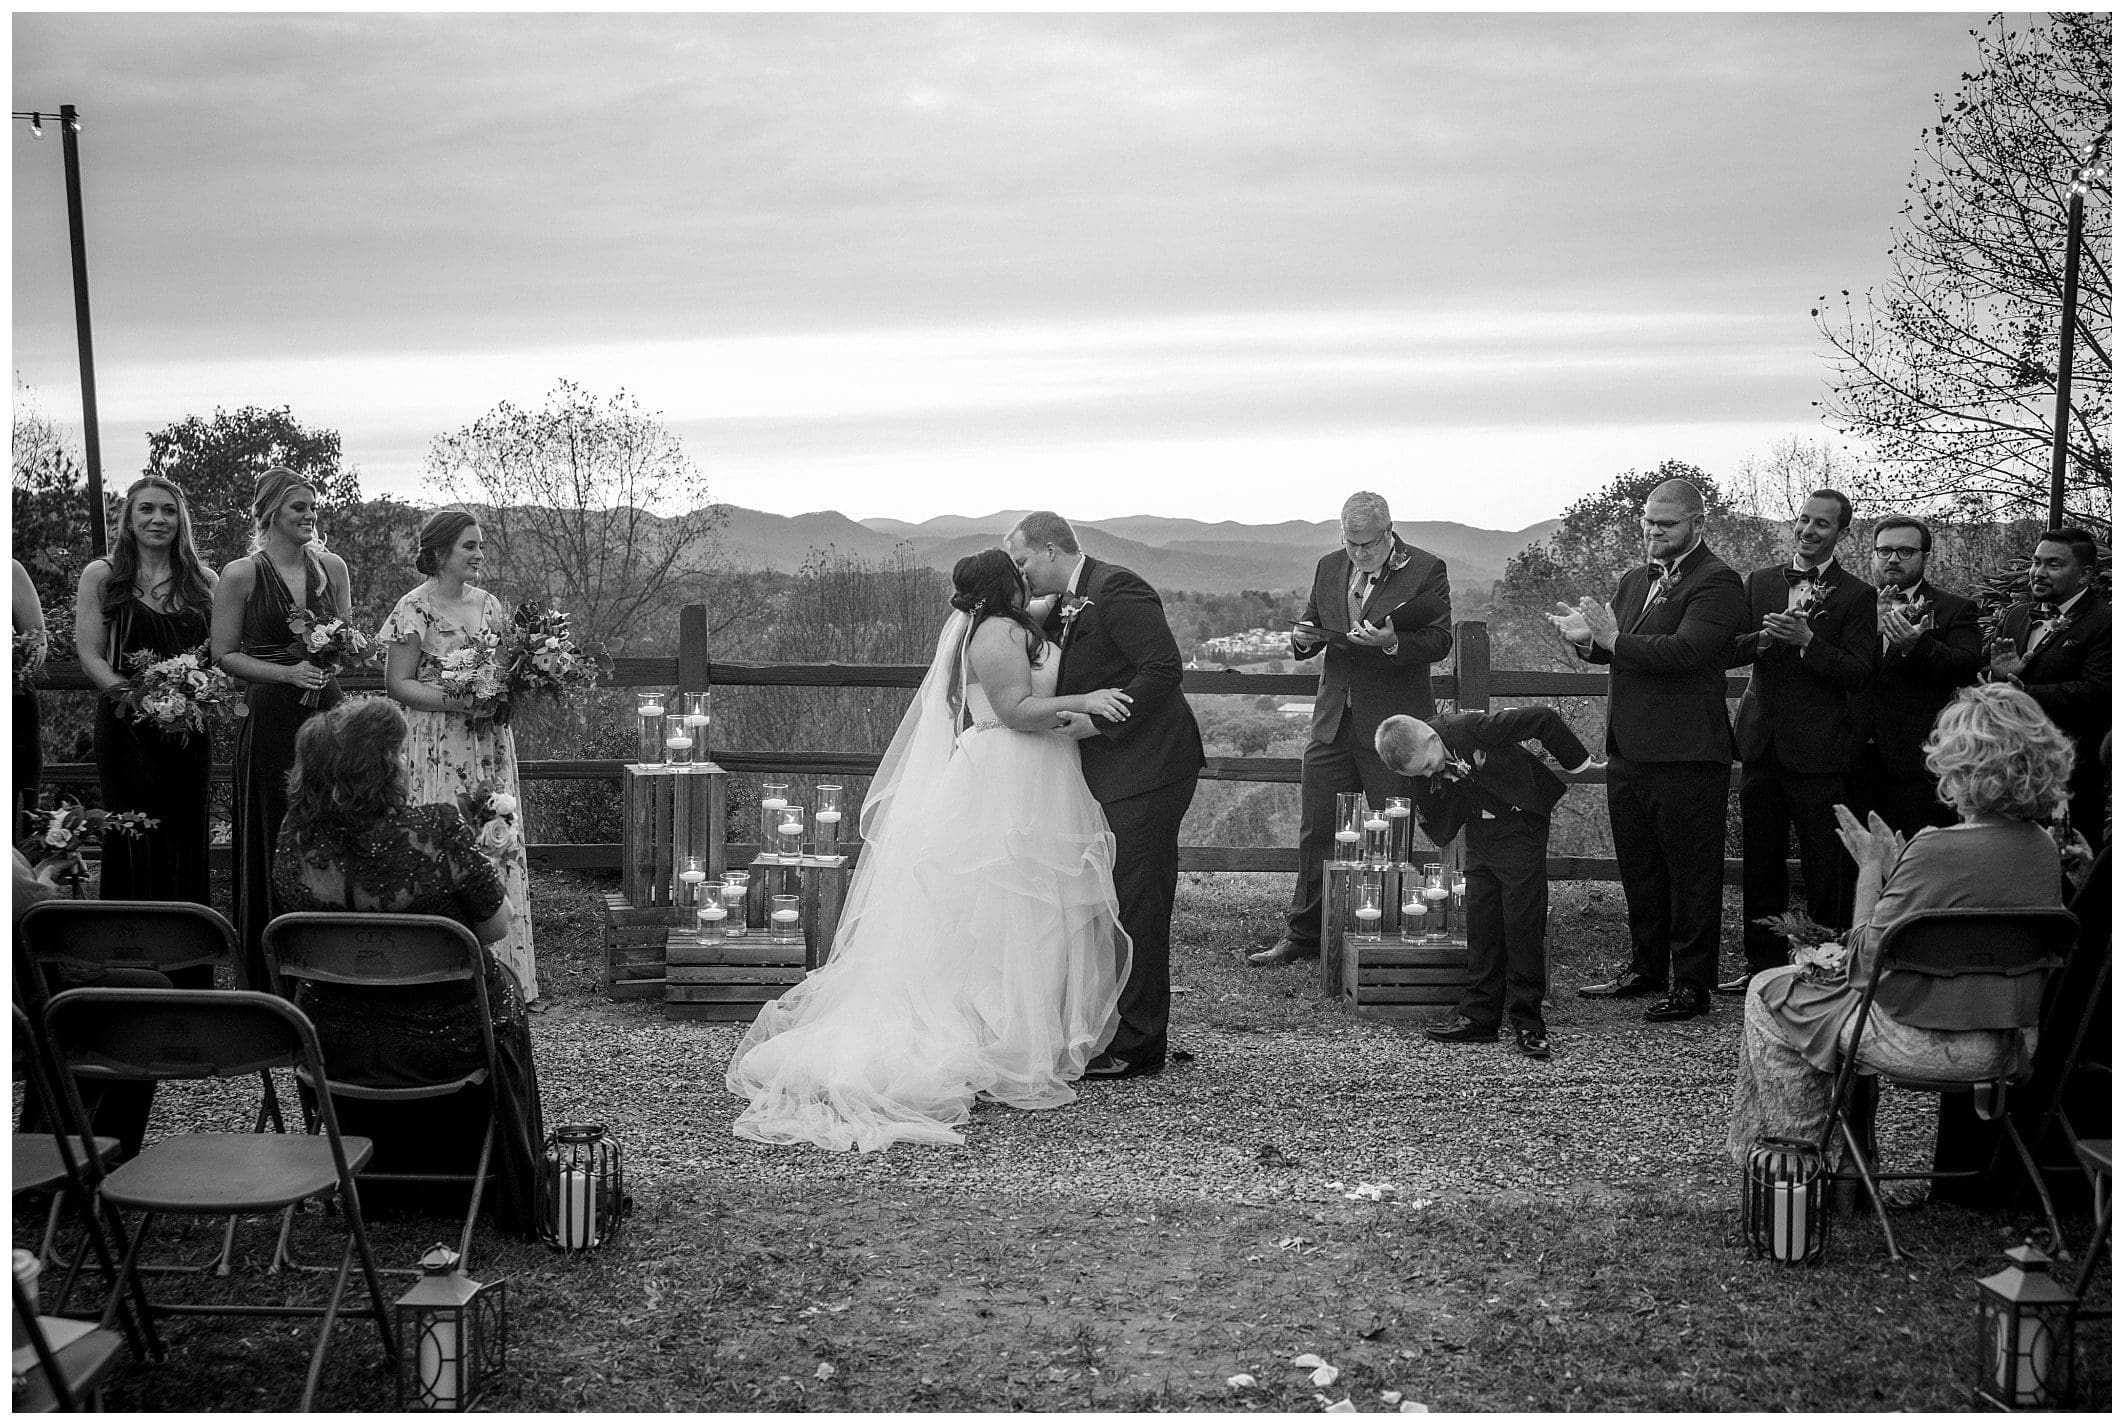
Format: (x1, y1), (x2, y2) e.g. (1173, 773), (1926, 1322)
(1648, 562), (1674, 581)
(1784, 567), (1825, 586)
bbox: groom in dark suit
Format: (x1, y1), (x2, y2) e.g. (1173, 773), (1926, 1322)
(1550, 478), (1747, 1023)
(1007, 512), (1206, 1080)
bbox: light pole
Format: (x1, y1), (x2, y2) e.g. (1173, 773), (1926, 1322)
(2049, 130), (2108, 532)
(15, 105), (106, 556)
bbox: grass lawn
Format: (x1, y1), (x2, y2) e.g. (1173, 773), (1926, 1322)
(39, 869), (2110, 1412)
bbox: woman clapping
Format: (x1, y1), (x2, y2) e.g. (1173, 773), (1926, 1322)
(211, 467), (351, 986)
(379, 510), (538, 1003)
(75, 477), (218, 905)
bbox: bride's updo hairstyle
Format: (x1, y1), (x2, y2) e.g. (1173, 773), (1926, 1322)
(951, 548), (1047, 666)
(415, 509), (479, 577)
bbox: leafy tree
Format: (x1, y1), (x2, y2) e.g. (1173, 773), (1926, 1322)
(426, 380), (726, 653)
(11, 391), (97, 626)
(1814, 12), (2111, 531)
(143, 405), (357, 569)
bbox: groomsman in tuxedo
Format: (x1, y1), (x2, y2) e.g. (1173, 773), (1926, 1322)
(1721, 490), (1877, 992)
(1375, 709), (1598, 1061)
(1249, 492), (1453, 967)
(1983, 528), (2112, 838)
(1857, 515), (1983, 835)
(1549, 478), (1747, 1023)
(1008, 511), (1206, 1079)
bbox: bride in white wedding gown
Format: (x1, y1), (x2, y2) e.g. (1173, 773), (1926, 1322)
(726, 548), (1138, 1151)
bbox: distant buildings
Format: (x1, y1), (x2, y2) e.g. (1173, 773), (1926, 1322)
(1196, 627), (1291, 661)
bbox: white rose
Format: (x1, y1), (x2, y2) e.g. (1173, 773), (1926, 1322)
(487, 792), (518, 817)
(44, 825), (72, 849)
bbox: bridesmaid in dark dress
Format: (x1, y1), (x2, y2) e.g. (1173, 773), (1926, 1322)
(13, 558), (48, 840)
(210, 467), (351, 987)
(74, 477), (219, 905)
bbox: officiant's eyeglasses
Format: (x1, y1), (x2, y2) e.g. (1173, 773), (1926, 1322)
(1343, 530), (1391, 557)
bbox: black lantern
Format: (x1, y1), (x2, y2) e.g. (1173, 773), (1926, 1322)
(1974, 1243), (2077, 1409)
(540, 1122), (625, 1252)
(395, 1244), (507, 1411)
(1743, 1137), (1828, 1265)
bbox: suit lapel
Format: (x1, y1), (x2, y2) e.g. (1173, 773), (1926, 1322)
(2023, 594), (2094, 668)
(1058, 559), (1097, 661)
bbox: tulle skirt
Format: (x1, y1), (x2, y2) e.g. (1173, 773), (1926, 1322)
(726, 724), (1130, 1152)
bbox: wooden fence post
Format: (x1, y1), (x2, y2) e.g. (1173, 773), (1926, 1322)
(1453, 619), (1490, 712)
(678, 604), (708, 694)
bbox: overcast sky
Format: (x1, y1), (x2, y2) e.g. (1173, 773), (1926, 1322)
(13, 12), (1985, 530)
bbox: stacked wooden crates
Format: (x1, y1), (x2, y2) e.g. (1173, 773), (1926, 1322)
(602, 763), (724, 999)
(1324, 844), (1473, 1020)
(662, 853), (852, 1022)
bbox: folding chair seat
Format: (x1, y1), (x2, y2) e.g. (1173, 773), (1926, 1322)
(42, 989), (397, 1412)
(1822, 906), (2078, 1261)
(12, 1272), (127, 1412)
(262, 912), (503, 1272)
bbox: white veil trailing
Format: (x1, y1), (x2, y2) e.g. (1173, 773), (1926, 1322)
(725, 605), (1133, 1153)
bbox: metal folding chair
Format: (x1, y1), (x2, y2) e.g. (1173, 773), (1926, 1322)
(262, 912), (503, 1273)
(12, 1271), (128, 1412)
(1821, 905), (2079, 1261)
(42, 988), (398, 1412)
(2029, 953), (2111, 1304)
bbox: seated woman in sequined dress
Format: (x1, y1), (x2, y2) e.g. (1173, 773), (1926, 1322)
(270, 696), (547, 1236)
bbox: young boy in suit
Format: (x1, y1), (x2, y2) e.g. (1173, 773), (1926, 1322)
(1376, 708), (1598, 1060)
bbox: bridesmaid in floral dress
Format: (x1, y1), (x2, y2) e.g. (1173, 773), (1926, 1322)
(380, 510), (538, 1002)
(211, 468), (351, 988)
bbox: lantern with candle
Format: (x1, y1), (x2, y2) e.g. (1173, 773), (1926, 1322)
(813, 784), (845, 853)
(395, 1244), (507, 1411)
(1973, 1243), (2077, 1409)
(539, 1123), (625, 1254)
(1742, 1138), (1827, 1265)
(634, 692), (667, 765)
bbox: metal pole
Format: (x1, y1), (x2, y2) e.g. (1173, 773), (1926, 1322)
(58, 104), (105, 557)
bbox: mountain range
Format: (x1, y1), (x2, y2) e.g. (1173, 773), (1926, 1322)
(714, 508), (1561, 597)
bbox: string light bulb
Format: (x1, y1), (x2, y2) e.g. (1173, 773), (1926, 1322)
(28, 111), (43, 138)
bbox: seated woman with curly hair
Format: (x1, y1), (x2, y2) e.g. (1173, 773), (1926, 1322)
(270, 695), (547, 1236)
(1727, 683), (2076, 1164)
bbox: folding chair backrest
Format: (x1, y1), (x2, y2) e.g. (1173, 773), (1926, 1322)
(20, 900), (238, 998)
(261, 912), (483, 995)
(1874, 907), (2078, 1032)
(42, 988), (313, 1084)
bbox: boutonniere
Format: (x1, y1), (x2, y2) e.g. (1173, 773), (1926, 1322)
(1792, 577), (1830, 619)
(1431, 750), (1484, 786)
(1646, 565), (1682, 609)
(1059, 595), (1094, 629)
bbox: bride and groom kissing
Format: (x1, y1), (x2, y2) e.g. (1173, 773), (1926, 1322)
(725, 511), (1206, 1152)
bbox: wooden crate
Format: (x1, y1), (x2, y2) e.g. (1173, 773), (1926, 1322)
(662, 926), (809, 1021)
(738, 853), (854, 971)
(1323, 855), (1471, 1016)
(622, 763), (726, 909)
(602, 892), (679, 1000)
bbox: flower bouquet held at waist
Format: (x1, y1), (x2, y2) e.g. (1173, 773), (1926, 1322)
(1757, 912), (1847, 986)
(114, 645), (248, 740)
(493, 600), (605, 726)
(285, 609), (375, 707)
(438, 630), (509, 725)
(458, 780), (525, 877)
(20, 796), (159, 897)
(13, 629), (47, 694)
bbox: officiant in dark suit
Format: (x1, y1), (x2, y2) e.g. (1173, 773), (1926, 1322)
(1008, 511), (1206, 1080)
(1857, 515), (1983, 835)
(1249, 492), (1453, 967)
(1550, 478), (1747, 1023)
(1984, 527), (2111, 838)
(1376, 708), (1597, 1060)
(1722, 490), (1877, 992)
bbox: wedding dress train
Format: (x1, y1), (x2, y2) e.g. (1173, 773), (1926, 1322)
(726, 616), (1130, 1152)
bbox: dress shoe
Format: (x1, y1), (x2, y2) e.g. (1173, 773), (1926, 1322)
(1714, 972), (1755, 995)
(1424, 1016), (1499, 1044)
(1246, 938), (1318, 966)
(1083, 1053), (1163, 1080)
(1577, 970), (1667, 1000)
(1643, 987), (1712, 1023)
(1514, 1026), (1553, 1061)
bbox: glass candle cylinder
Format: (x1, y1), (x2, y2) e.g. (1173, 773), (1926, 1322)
(1333, 792), (1367, 865)
(1399, 865), (1429, 943)
(1383, 797), (1413, 864)
(1352, 869), (1385, 941)
(677, 856), (708, 907)
(1421, 862), (1452, 941)
(695, 898), (729, 937)
(661, 713), (694, 767)
(759, 781), (790, 850)
(774, 805), (806, 861)
(813, 784), (844, 850)
(769, 893), (802, 944)
(635, 692), (667, 765)
(1362, 807), (1391, 865)
(717, 879), (748, 938)
(681, 691), (712, 753)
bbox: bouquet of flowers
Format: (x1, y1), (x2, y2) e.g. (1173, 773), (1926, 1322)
(13, 628), (47, 694)
(458, 779), (525, 878)
(1757, 911), (1847, 985)
(436, 630), (509, 724)
(115, 645), (248, 740)
(496, 601), (605, 723)
(21, 797), (159, 896)
(285, 609), (374, 707)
